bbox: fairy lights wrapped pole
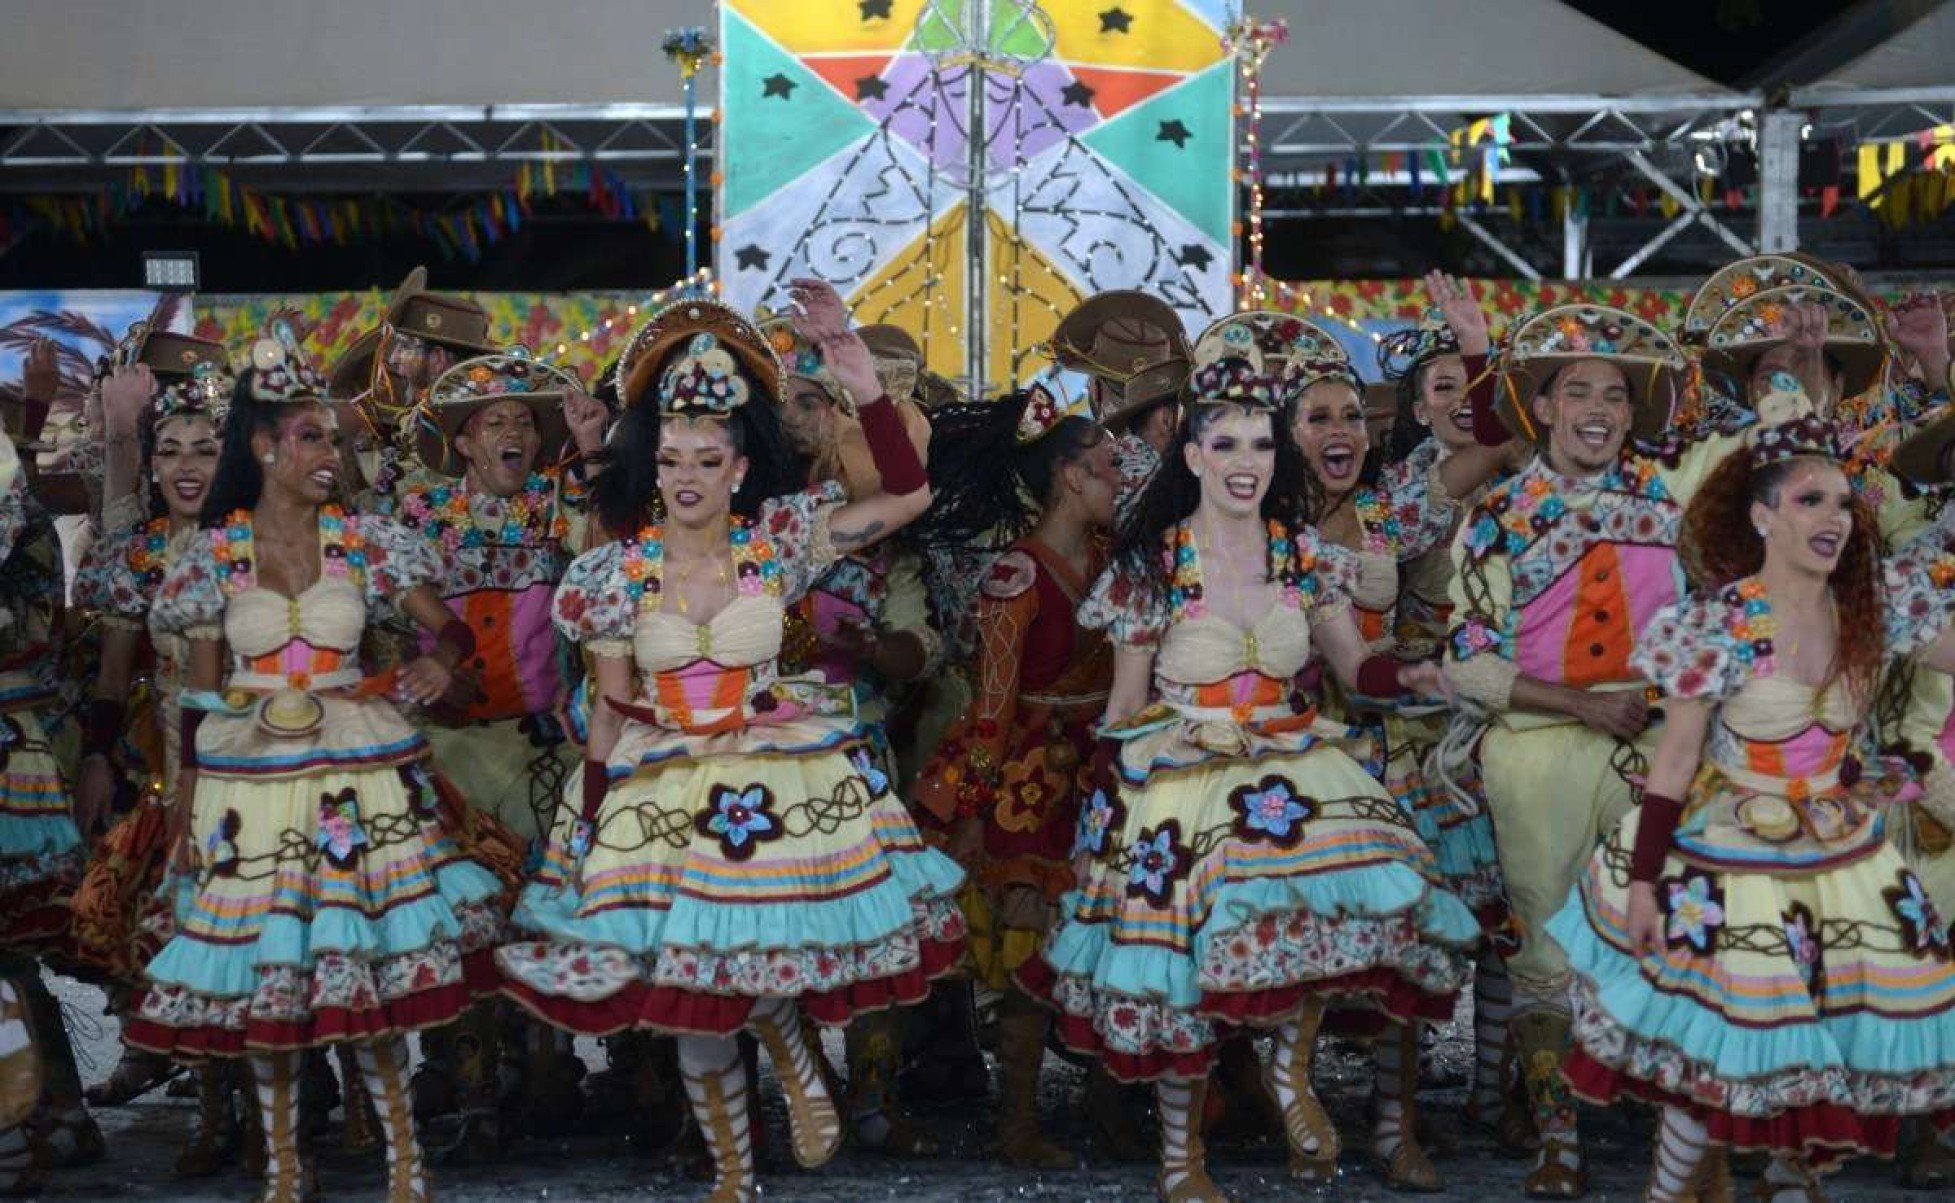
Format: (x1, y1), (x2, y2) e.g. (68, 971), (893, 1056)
(663, 26), (715, 292)
(1224, 15), (1287, 308)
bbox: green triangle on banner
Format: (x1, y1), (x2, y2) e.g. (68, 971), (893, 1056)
(720, 7), (877, 218)
(1079, 61), (1234, 246)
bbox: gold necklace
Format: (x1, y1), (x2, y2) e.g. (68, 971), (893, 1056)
(670, 553), (731, 617)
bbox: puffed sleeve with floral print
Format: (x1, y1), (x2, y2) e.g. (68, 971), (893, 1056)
(1880, 547), (1955, 660)
(1630, 588), (1748, 703)
(1376, 445), (1460, 562)
(755, 480), (847, 603)
(151, 531), (227, 642)
(1079, 555), (1169, 649)
(552, 541), (636, 658)
(73, 519), (159, 628)
(353, 514), (444, 604)
(1301, 527), (1357, 622)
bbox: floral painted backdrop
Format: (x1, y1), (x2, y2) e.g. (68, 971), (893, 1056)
(188, 276), (1921, 387)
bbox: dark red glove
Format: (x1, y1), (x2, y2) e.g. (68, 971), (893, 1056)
(857, 396), (928, 496)
(1355, 654), (1412, 698)
(1631, 792), (1685, 883)
(580, 759), (611, 825)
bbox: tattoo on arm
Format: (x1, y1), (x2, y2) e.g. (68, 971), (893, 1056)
(830, 520), (886, 552)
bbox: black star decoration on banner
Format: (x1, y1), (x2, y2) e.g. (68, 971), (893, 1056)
(735, 245), (772, 271)
(1099, 6), (1133, 34)
(858, 0), (893, 19)
(1061, 79), (1096, 108)
(762, 74), (796, 100)
(856, 75), (889, 102)
(1157, 119), (1192, 148)
(1175, 244), (1213, 271)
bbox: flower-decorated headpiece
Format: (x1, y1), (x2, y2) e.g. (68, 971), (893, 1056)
(152, 360), (235, 429)
(1700, 283), (1884, 400)
(1681, 254), (1845, 347)
(1376, 307), (1461, 383)
(1184, 310), (1346, 408)
(1015, 383), (1077, 445)
(1494, 304), (1686, 440)
(1745, 371), (1838, 468)
(240, 320), (328, 404)
(415, 348), (581, 473)
(758, 314), (851, 414)
(613, 299), (780, 417)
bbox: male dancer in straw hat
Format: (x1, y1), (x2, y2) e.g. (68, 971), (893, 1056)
(1440, 292), (1749, 1198)
(394, 350), (608, 1160)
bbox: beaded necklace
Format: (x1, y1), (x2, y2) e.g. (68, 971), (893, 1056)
(1166, 516), (1312, 621)
(1352, 487), (1401, 555)
(620, 516), (784, 611)
(403, 472), (564, 554)
(126, 516), (174, 593)
(211, 505), (366, 596)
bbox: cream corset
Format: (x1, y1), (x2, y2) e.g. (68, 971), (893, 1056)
(1349, 548), (1397, 616)
(632, 593), (785, 675)
(1157, 603), (1313, 688)
(1715, 673), (1861, 748)
(224, 578), (364, 662)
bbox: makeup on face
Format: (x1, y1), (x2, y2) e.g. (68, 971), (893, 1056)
(656, 416), (745, 525)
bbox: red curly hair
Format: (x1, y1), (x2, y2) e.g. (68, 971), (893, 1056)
(1682, 451), (1884, 703)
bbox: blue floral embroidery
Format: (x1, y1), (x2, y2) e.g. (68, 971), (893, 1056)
(316, 788), (369, 870)
(1886, 870), (1952, 960)
(204, 809), (242, 878)
(1072, 786), (1123, 859)
(1228, 775), (1314, 844)
(850, 747), (891, 797)
(1662, 870), (1726, 955)
(698, 784), (781, 861)
(1781, 902), (1823, 995)
(1125, 821), (1185, 905)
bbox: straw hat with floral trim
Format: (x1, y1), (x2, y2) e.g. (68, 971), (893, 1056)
(1183, 310), (1349, 409)
(758, 315), (851, 413)
(1051, 290), (1190, 385)
(1680, 254), (1846, 348)
(1493, 305), (1686, 441)
(383, 266), (497, 356)
(1700, 283), (1884, 401)
(613, 299), (780, 416)
(857, 323), (923, 402)
(413, 350), (578, 474)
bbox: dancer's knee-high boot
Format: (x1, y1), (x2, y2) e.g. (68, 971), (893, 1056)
(1372, 1023), (1440, 1191)
(175, 1062), (241, 1177)
(678, 1034), (755, 1203)
(355, 1036), (432, 1203)
(1156, 1077), (1227, 1202)
(336, 1044), (381, 1155)
(250, 1051), (316, 1203)
(1269, 998), (1338, 1184)
(748, 997), (842, 1168)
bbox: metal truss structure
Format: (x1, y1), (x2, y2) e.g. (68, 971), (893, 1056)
(1, 87), (1951, 277)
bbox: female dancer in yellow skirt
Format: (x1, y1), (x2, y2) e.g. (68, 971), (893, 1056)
(1286, 298), (1516, 1189)
(1549, 376), (1955, 1201)
(1019, 311), (1480, 1202)
(496, 281), (964, 1202)
(70, 356), (258, 1177)
(130, 322), (506, 1203)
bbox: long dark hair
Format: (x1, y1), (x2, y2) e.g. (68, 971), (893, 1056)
(1113, 400), (1319, 599)
(916, 390), (1103, 551)
(199, 376), (315, 526)
(1685, 451), (1883, 702)
(592, 400), (809, 539)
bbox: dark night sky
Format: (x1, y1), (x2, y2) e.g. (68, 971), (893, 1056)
(1567, 0), (1863, 85)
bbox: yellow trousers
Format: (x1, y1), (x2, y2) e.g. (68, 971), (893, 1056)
(1480, 719), (1660, 1010)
